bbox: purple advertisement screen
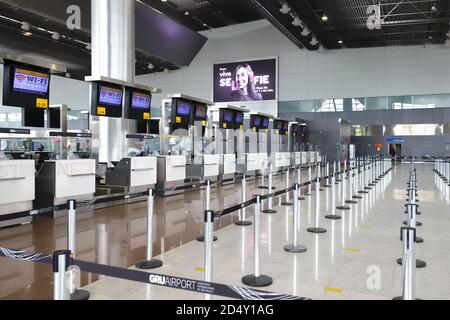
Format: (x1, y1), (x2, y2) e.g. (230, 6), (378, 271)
(213, 58), (277, 103)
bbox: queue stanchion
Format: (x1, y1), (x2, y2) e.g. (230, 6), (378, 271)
(318, 164), (324, 191)
(281, 168), (293, 206)
(307, 177), (327, 233)
(324, 162), (331, 188)
(284, 184), (307, 253)
(403, 203), (423, 242)
(305, 165), (313, 195)
(236, 174), (252, 226)
(263, 164), (277, 214)
(258, 168), (268, 190)
(337, 167), (351, 210)
(369, 159), (376, 187)
(197, 180), (218, 242)
(359, 161), (369, 194)
(325, 174), (342, 220)
(204, 210), (215, 284)
(297, 166), (305, 201)
(66, 200), (90, 300)
(393, 227), (422, 300)
(353, 162), (363, 199)
(346, 167), (357, 204)
(53, 250), (71, 300)
(242, 195), (273, 287)
(397, 205), (426, 268)
(136, 189), (163, 269)
(344, 160), (349, 179)
(334, 161), (339, 184)
(336, 161), (342, 183)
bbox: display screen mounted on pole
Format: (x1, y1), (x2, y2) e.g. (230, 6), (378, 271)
(213, 58), (277, 103)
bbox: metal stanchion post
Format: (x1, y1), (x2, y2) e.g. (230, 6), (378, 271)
(393, 227), (422, 300)
(297, 166), (305, 201)
(236, 175), (252, 226)
(66, 200), (90, 300)
(336, 161), (342, 182)
(344, 160), (348, 179)
(242, 195), (273, 287)
(318, 164), (324, 191)
(337, 167), (350, 210)
(306, 165), (313, 195)
(53, 250), (70, 300)
(263, 165), (277, 214)
(346, 167), (357, 204)
(284, 184), (307, 253)
(354, 162), (364, 197)
(197, 180), (218, 242)
(204, 210), (214, 283)
(308, 177), (327, 233)
(281, 168), (293, 206)
(136, 189), (163, 269)
(325, 162), (331, 187)
(326, 174), (342, 220)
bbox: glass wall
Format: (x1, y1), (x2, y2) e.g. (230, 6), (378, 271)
(279, 93), (450, 114)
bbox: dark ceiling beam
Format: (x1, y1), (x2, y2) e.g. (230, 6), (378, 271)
(285, 0), (339, 49)
(249, 0), (320, 50)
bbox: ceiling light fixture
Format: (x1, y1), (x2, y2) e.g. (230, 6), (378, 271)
(321, 12), (328, 22)
(338, 39), (343, 44)
(22, 31), (32, 37)
(21, 21), (30, 31)
(85, 42), (91, 50)
(184, 11), (189, 16)
(431, 2), (438, 11)
(310, 36), (319, 46)
(51, 31), (60, 41)
(301, 26), (310, 36)
(148, 63), (154, 70)
(280, 3), (291, 15)
(292, 16), (302, 27)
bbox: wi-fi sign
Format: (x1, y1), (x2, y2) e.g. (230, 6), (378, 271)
(15, 74), (26, 82)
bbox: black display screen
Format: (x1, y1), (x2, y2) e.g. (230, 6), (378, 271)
(252, 116), (261, 128)
(149, 120), (160, 135)
(177, 102), (191, 116)
(261, 117), (269, 129)
(23, 108), (45, 128)
(223, 110), (233, 123)
(195, 105), (207, 119)
(48, 108), (61, 129)
(235, 112), (243, 124)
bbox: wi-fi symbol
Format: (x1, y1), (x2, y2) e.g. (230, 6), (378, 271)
(15, 74), (26, 82)
(101, 91), (107, 97)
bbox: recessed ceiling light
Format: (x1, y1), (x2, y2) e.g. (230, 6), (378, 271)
(431, 2), (438, 11)
(148, 63), (154, 70)
(310, 36), (319, 45)
(51, 31), (60, 40)
(301, 26), (310, 36)
(22, 31), (32, 37)
(203, 23), (208, 27)
(184, 11), (189, 16)
(321, 13), (328, 22)
(21, 21), (30, 31)
(280, 3), (291, 14)
(292, 16), (302, 27)
(338, 40), (343, 44)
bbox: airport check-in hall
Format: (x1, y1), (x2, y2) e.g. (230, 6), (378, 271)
(0, 0), (450, 303)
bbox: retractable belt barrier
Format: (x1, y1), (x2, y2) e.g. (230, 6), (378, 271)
(0, 246), (307, 301)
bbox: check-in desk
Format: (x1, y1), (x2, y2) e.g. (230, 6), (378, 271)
(186, 154), (220, 181)
(236, 153), (259, 176)
(156, 155), (187, 196)
(105, 157), (157, 192)
(273, 152), (291, 171)
(291, 152), (301, 168)
(309, 152), (316, 165)
(0, 160), (35, 227)
(301, 152), (309, 168)
(219, 154), (236, 184)
(34, 159), (96, 217)
(257, 153), (269, 176)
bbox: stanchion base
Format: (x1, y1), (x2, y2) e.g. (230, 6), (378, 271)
(262, 209), (277, 214)
(235, 220), (252, 226)
(197, 235), (218, 242)
(345, 200), (358, 204)
(258, 186), (269, 190)
(416, 237), (424, 243)
(307, 227), (327, 233)
(70, 289), (90, 301)
(352, 195), (363, 199)
(298, 197), (306, 201)
(325, 215), (342, 220)
(392, 296), (422, 300)
(305, 193), (314, 196)
(375, 178), (381, 181)
(319, 188), (324, 191)
(365, 187), (373, 190)
(281, 202), (293, 206)
(241, 274), (273, 287)
(358, 190), (369, 194)
(368, 183), (376, 187)
(336, 206), (351, 210)
(397, 258), (426, 268)
(403, 221), (423, 227)
(324, 185), (331, 188)
(336, 179), (342, 182)
(284, 244), (307, 253)
(135, 259), (164, 270)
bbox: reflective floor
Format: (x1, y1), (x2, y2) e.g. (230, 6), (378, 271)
(82, 163), (450, 300)
(0, 168), (315, 300)
(2, 164), (450, 300)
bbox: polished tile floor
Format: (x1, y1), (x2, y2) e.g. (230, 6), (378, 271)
(0, 168), (316, 299)
(81, 163), (450, 300)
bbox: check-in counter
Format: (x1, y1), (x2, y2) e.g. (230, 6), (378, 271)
(156, 155), (187, 196)
(316, 152), (322, 163)
(0, 160), (35, 227)
(34, 159), (96, 216)
(301, 152), (308, 166)
(291, 152), (301, 167)
(273, 152), (291, 169)
(186, 155), (220, 179)
(236, 153), (259, 175)
(220, 154), (236, 176)
(106, 157), (157, 190)
(309, 152), (316, 164)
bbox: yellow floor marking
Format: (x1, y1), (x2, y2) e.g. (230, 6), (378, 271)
(345, 247), (361, 253)
(324, 287), (343, 293)
(195, 267), (205, 272)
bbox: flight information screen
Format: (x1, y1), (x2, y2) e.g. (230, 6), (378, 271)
(99, 86), (123, 106)
(12, 67), (49, 95)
